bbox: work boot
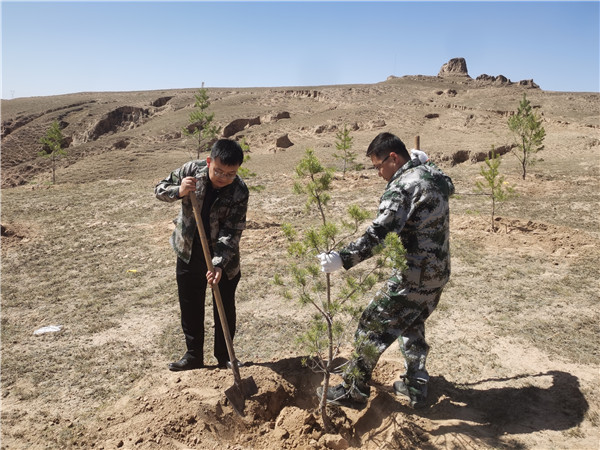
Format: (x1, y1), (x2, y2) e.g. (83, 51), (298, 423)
(168, 356), (204, 371)
(316, 383), (370, 410)
(393, 377), (428, 409)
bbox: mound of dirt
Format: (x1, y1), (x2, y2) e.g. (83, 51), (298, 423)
(90, 358), (425, 450)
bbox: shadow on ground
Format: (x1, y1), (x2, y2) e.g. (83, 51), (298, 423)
(380, 370), (590, 448)
(253, 359), (588, 448)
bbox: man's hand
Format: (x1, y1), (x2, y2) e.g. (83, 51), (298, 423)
(410, 149), (429, 163)
(206, 267), (222, 286)
(317, 251), (343, 273)
(179, 176), (198, 198)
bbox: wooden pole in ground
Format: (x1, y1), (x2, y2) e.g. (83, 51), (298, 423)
(415, 135), (420, 150)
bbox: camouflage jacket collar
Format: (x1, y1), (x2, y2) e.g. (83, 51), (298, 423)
(387, 157), (422, 187)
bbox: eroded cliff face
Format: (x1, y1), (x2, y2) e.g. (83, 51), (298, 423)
(0, 57), (593, 189)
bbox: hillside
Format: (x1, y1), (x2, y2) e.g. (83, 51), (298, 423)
(1, 68), (599, 449)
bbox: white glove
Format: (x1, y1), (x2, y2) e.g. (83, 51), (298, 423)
(410, 149), (429, 163)
(317, 251), (343, 273)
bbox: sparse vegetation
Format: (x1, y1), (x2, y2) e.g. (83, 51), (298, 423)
(1, 78), (598, 449)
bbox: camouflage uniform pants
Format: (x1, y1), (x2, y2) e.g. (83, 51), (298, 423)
(342, 273), (444, 390)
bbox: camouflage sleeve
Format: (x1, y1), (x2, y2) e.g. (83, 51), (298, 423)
(155, 161), (196, 202)
(212, 188), (249, 270)
(155, 167), (183, 202)
(339, 190), (409, 270)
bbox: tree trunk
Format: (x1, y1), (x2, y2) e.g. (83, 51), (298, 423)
(491, 196), (496, 232)
(319, 372), (333, 432)
(521, 139), (527, 180)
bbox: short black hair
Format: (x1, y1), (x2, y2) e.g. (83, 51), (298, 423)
(210, 139), (244, 166)
(366, 132), (409, 160)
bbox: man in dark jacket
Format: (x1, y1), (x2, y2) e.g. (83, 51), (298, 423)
(318, 132), (454, 409)
(155, 139), (249, 371)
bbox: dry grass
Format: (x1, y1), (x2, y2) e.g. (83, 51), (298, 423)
(1, 80), (599, 449)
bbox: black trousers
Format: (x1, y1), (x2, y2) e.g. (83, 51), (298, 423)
(175, 236), (240, 364)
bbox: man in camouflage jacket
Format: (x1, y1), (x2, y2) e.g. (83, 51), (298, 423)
(155, 139), (249, 371)
(318, 132), (454, 409)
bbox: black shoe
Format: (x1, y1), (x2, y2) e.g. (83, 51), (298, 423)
(393, 377), (427, 409)
(217, 359), (243, 369)
(316, 383), (369, 410)
(168, 356), (204, 372)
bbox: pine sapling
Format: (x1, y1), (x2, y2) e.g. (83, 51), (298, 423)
(183, 88), (221, 159)
(333, 124), (356, 178)
(274, 148), (406, 431)
(475, 148), (514, 231)
(39, 120), (67, 184)
(508, 93), (546, 180)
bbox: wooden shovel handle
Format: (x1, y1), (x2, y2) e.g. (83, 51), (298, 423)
(189, 193), (242, 385)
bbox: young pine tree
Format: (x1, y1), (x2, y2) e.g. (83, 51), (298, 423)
(508, 93), (546, 180)
(39, 120), (67, 184)
(274, 149), (406, 431)
(475, 148), (515, 232)
(333, 124), (356, 178)
(183, 87), (221, 159)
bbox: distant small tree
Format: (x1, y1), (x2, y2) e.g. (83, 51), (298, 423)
(39, 120), (67, 184)
(333, 124), (356, 178)
(475, 148), (515, 232)
(237, 138), (264, 193)
(183, 87), (221, 159)
(274, 148), (406, 431)
(508, 93), (546, 180)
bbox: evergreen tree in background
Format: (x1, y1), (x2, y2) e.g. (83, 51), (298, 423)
(508, 93), (546, 180)
(333, 124), (356, 178)
(183, 87), (221, 159)
(39, 120), (67, 184)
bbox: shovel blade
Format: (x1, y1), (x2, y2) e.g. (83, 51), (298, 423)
(225, 377), (258, 416)
(225, 384), (246, 416)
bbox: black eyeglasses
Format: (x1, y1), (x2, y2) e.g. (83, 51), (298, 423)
(373, 154), (391, 171)
(213, 167), (238, 179)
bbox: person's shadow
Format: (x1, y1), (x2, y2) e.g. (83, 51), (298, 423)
(360, 370), (589, 448)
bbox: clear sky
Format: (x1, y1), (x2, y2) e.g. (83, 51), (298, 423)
(1, 1), (599, 99)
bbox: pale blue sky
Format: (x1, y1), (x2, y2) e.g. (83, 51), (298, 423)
(2, 1), (599, 99)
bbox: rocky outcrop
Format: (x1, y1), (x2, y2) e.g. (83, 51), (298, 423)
(223, 117), (260, 138)
(477, 74), (510, 84)
(151, 96), (173, 107)
(519, 79), (540, 88)
(88, 106), (149, 141)
(476, 74), (540, 89)
(442, 144), (516, 166)
(276, 134), (293, 148)
(470, 144), (514, 162)
(438, 58), (470, 77)
(369, 119), (386, 129)
(283, 90), (324, 100)
(261, 111), (290, 122)
(222, 112), (290, 138)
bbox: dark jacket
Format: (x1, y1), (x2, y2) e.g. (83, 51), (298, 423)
(155, 159), (249, 279)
